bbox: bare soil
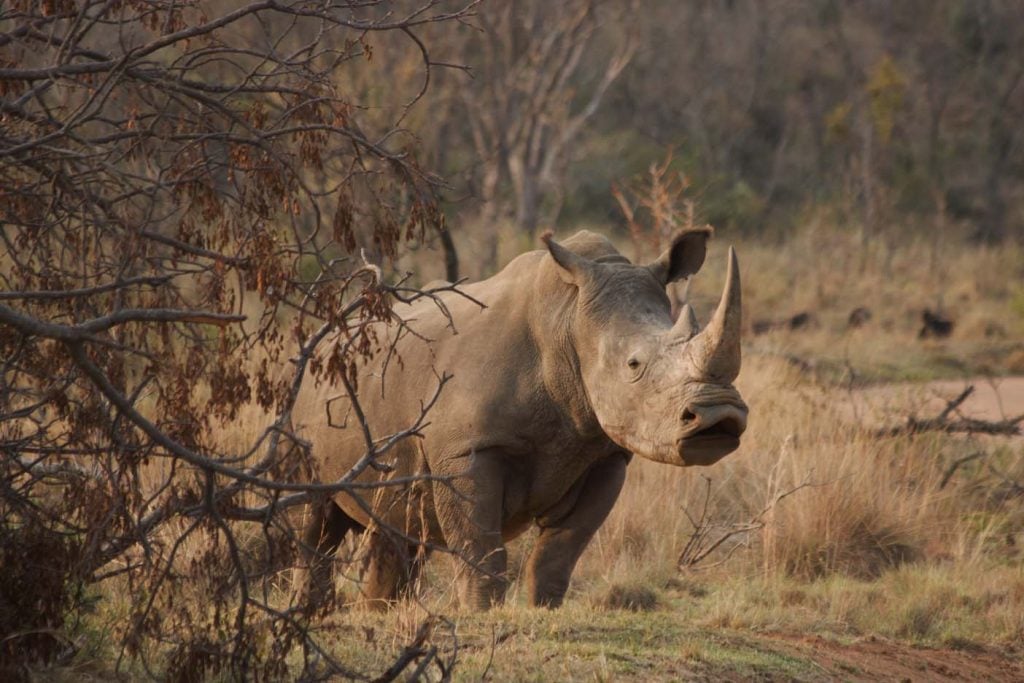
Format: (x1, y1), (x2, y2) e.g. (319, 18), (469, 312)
(849, 376), (1024, 439)
(922, 377), (1024, 422)
(762, 632), (1024, 682)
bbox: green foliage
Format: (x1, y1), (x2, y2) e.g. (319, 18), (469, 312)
(866, 55), (907, 146)
(560, 130), (668, 228)
(701, 178), (766, 233)
(549, 1), (1024, 242)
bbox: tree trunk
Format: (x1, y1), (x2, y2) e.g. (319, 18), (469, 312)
(439, 227), (460, 282)
(479, 163), (504, 272)
(977, 168), (1006, 244)
(516, 173), (541, 240)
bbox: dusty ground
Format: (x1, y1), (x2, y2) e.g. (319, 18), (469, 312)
(848, 376), (1024, 439)
(761, 632), (1024, 682)
(379, 614), (1024, 682)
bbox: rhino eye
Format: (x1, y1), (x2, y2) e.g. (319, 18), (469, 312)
(627, 357), (641, 370)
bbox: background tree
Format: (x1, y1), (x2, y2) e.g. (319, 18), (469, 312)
(386, 0), (637, 272)
(337, 0), (1024, 282)
(480, 0), (1024, 246)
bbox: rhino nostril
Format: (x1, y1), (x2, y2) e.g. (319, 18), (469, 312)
(681, 408), (697, 424)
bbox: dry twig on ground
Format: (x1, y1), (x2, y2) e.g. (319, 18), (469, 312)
(876, 386), (1024, 438)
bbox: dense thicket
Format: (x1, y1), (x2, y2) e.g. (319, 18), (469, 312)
(0, 1), (471, 678)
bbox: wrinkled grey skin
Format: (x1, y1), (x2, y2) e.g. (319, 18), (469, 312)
(292, 229), (747, 610)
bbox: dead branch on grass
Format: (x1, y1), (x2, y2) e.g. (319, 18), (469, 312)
(876, 385), (1024, 438)
(940, 452), (987, 489)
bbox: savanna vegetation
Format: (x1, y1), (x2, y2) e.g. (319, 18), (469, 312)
(2, 1), (1023, 681)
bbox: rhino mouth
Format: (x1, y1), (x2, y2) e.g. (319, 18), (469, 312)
(689, 415), (744, 440)
(677, 403), (747, 466)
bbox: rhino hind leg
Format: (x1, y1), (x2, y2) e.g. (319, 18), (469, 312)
(526, 454), (628, 608)
(358, 529), (428, 610)
(295, 498), (364, 607)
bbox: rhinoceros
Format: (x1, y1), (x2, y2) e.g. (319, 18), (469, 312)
(293, 228), (747, 610)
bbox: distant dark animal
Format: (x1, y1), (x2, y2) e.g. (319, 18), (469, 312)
(847, 307), (872, 328)
(788, 311), (814, 330)
(752, 311), (817, 336)
(292, 229), (747, 610)
(919, 309), (954, 339)
(984, 322), (1007, 339)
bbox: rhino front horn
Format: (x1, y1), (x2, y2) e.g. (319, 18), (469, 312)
(690, 247), (742, 383)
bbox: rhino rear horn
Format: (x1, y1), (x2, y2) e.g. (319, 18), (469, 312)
(689, 247), (742, 383)
(671, 303), (700, 341)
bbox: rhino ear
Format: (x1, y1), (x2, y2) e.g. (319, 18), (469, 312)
(542, 231), (598, 286)
(647, 227), (713, 286)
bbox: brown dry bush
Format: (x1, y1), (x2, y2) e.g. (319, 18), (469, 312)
(0, 1), (477, 679)
(0, 518), (83, 676)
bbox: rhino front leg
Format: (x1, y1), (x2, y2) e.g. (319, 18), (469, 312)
(526, 453), (628, 608)
(432, 449), (508, 610)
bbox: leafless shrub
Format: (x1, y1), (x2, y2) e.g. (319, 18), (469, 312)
(612, 150), (712, 317)
(677, 474), (818, 572)
(0, 1), (477, 678)
(613, 151), (695, 260)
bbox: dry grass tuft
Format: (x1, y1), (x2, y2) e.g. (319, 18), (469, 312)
(758, 434), (929, 580)
(599, 583), (661, 612)
(766, 503), (920, 580)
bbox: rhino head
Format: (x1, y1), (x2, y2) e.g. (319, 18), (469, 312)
(543, 229), (747, 467)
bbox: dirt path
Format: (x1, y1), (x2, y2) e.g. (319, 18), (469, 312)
(763, 632), (1024, 682)
(908, 376), (1024, 422)
(848, 376), (1024, 438)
